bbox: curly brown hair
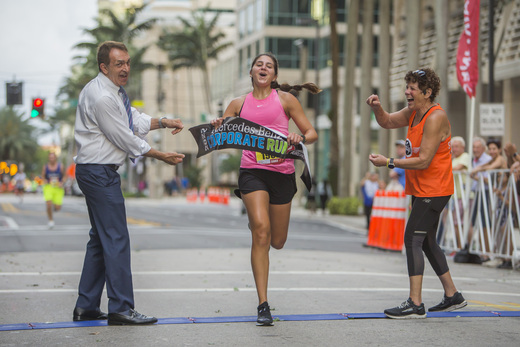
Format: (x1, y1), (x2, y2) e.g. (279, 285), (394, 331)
(250, 52), (322, 95)
(404, 68), (440, 102)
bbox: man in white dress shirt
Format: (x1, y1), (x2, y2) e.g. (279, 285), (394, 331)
(73, 41), (184, 325)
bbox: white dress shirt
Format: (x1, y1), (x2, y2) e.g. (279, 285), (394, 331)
(74, 73), (152, 166)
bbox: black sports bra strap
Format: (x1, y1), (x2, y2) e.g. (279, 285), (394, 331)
(237, 97), (246, 117)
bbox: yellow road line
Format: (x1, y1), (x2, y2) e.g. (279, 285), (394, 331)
(468, 300), (519, 311)
(502, 302), (520, 308)
(1, 203), (19, 213)
(126, 217), (162, 226)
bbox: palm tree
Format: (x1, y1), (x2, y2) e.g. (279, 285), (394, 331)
(72, 5), (157, 100)
(157, 7), (232, 114)
(0, 107), (39, 164)
(51, 4), (157, 143)
(50, 5), (158, 174)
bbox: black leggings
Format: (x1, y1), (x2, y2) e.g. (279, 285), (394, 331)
(405, 195), (451, 277)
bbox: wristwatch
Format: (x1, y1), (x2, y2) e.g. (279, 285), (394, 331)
(388, 157), (395, 169)
(159, 116), (167, 128)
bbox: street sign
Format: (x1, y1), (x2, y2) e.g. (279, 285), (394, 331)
(480, 103), (504, 137)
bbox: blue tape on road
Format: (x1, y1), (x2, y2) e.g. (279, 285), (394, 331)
(1, 311), (519, 331)
(427, 311), (501, 318)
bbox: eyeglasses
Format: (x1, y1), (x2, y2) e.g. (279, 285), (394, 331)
(413, 69), (426, 77)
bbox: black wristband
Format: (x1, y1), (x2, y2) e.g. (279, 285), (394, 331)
(301, 134), (306, 144)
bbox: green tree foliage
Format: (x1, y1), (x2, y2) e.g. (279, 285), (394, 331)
(0, 107), (40, 166)
(53, 4), (157, 130)
(184, 165), (204, 189)
(157, 6), (232, 114)
(219, 152), (241, 175)
(327, 196), (362, 215)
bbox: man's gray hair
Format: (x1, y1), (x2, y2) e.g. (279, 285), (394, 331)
(452, 136), (465, 148)
(473, 136), (487, 149)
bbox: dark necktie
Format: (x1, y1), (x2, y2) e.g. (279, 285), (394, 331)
(119, 86), (135, 162)
(119, 86), (134, 132)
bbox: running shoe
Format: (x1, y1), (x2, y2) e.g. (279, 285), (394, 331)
(384, 298), (426, 319)
(256, 301), (273, 326)
(428, 291), (467, 312)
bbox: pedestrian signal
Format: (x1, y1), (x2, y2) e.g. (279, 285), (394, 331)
(6, 82), (23, 105)
(31, 98), (44, 118)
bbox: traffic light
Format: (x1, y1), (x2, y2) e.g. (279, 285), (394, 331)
(31, 98), (44, 118)
(6, 82), (23, 105)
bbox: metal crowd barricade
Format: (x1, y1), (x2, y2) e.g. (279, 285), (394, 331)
(438, 169), (519, 268)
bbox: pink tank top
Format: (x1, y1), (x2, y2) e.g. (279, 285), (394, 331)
(239, 89), (295, 174)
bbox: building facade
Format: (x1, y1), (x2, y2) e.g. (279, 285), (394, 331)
(132, 0), (519, 197)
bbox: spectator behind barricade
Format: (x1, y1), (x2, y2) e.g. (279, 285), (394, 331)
(470, 137), (492, 190)
(361, 172), (380, 229)
(394, 140), (406, 189)
(512, 161), (520, 183)
(317, 179), (332, 215)
(470, 137), (493, 258)
(471, 138), (507, 176)
(511, 161), (520, 207)
(504, 142), (520, 168)
(455, 137), (493, 263)
(451, 136), (470, 172)
(449, 136), (470, 248)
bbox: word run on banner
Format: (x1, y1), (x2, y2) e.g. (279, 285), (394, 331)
(189, 117), (312, 191)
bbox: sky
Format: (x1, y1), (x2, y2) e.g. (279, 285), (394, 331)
(0, 0), (98, 145)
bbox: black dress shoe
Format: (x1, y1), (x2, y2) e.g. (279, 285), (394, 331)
(73, 307), (108, 321)
(108, 309), (158, 325)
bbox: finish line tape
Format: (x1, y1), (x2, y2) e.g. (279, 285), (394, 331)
(1, 311), (519, 331)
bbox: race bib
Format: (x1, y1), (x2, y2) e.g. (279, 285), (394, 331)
(255, 152), (285, 165)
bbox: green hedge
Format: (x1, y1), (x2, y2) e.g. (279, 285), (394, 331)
(327, 196), (362, 215)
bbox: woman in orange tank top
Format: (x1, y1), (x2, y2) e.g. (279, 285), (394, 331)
(366, 68), (466, 319)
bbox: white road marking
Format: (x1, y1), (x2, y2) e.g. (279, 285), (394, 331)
(1, 270), (519, 284)
(0, 287), (519, 297)
(0, 226), (363, 242)
(0, 216), (19, 229)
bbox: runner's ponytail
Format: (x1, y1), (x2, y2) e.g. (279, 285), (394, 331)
(270, 81), (322, 95)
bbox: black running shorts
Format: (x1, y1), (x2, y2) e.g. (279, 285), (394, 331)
(237, 168), (297, 205)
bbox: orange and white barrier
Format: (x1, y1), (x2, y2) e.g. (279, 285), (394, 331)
(186, 188), (199, 202)
(366, 190), (408, 251)
(186, 187), (230, 205)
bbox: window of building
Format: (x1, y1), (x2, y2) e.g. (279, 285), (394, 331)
(238, 9), (246, 39)
(267, 0), (312, 26)
(247, 3), (254, 35)
(255, 0), (263, 32)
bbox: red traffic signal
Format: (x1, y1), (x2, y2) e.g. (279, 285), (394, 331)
(31, 98), (45, 118)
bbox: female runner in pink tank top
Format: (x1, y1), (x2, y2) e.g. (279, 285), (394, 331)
(211, 53), (321, 325)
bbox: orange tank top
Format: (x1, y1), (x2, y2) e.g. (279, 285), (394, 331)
(404, 105), (454, 197)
